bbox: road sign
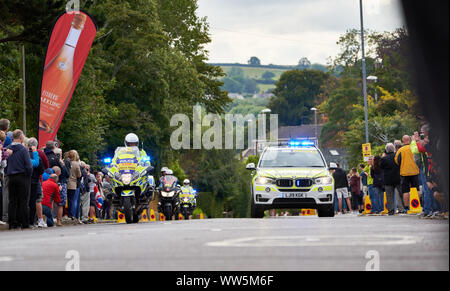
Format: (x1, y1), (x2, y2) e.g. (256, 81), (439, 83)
(362, 143), (372, 161)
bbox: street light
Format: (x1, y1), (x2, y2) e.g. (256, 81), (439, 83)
(367, 75), (378, 103)
(260, 109), (271, 151)
(360, 0), (369, 144)
(311, 107), (318, 147)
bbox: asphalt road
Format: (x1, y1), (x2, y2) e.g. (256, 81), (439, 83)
(0, 215), (448, 271)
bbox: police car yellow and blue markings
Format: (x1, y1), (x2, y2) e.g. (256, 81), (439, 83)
(251, 146), (334, 197)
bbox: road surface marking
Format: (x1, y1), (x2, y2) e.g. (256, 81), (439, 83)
(206, 235), (423, 247)
(0, 257), (13, 262)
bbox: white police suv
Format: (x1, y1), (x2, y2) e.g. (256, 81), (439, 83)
(246, 140), (335, 218)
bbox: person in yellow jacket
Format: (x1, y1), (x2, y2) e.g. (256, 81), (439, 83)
(395, 135), (420, 212)
(180, 179), (197, 208)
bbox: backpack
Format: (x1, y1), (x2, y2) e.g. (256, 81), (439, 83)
(47, 153), (60, 169)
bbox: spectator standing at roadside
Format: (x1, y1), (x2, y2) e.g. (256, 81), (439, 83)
(395, 135), (420, 212)
(0, 131), (8, 223)
(412, 125), (437, 217)
(27, 138), (46, 227)
(35, 145), (49, 227)
(380, 143), (401, 215)
(67, 150), (81, 222)
(41, 174), (61, 227)
(53, 147), (70, 223)
(0, 119), (12, 223)
(349, 168), (362, 213)
(0, 119), (12, 147)
(359, 164), (368, 198)
(79, 162), (91, 223)
(331, 163), (352, 214)
(44, 141), (59, 169)
(87, 170), (97, 223)
(370, 156), (385, 215)
(5, 130), (33, 229)
(101, 175), (113, 220)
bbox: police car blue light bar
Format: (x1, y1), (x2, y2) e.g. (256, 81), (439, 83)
(288, 140), (316, 147)
(103, 157), (112, 164)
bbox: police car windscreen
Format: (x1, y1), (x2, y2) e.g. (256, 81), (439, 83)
(259, 149), (326, 168)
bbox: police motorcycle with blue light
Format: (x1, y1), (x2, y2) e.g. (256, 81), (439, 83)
(157, 169), (182, 220)
(177, 179), (198, 220)
(102, 133), (155, 224)
(246, 139), (335, 218)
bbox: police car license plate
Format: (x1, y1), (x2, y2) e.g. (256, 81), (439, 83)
(282, 193), (305, 198)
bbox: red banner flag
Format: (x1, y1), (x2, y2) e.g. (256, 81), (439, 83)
(38, 11), (97, 148)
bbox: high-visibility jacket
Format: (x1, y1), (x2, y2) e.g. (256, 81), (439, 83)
(395, 144), (419, 176)
(180, 186), (195, 197)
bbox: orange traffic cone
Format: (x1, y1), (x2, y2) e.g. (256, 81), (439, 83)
(407, 188), (423, 214)
(381, 192), (388, 215)
(362, 195), (372, 215)
(117, 211), (126, 223)
(149, 209), (156, 221)
(178, 213), (183, 220)
(140, 209), (149, 222)
(159, 213), (165, 221)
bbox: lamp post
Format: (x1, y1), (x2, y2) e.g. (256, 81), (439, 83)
(261, 108), (271, 151)
(367, 75), (378, 103)
(311, 107), (318, 147)
(360, 0), (369, 144)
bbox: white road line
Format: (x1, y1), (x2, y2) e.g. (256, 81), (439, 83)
(0, 257), (13, 262)
(206, 235), (423, 247)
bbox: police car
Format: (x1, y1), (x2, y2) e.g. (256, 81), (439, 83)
(246, 140), (335, 218)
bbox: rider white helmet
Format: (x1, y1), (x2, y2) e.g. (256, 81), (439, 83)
(124, 133), (139, 147)
(166, 169), (173, 175)
(183, 179), (190, 185)
(161, 167), (169, 173)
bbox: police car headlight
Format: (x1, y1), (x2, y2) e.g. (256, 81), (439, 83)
(314, 176), (333, 185)
(122, 174), (132, 185)
(255, 177), (276, 185)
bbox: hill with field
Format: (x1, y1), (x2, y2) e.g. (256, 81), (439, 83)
(214, 61), (329, 96)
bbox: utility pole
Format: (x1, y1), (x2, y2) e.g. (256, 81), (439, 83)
(360, 0), (369, 143)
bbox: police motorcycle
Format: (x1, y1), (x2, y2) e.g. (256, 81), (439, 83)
(177, 179), (198, 220)
(103, 135), (155, 224)
(157, 172), (181, 221)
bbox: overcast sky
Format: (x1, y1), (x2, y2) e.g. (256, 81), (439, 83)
(197, 0), (405, 65)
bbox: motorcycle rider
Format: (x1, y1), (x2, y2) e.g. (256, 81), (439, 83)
(158, 167), (169, 188)
(180, 179), (197, 208)
(112, 133), (149, 164)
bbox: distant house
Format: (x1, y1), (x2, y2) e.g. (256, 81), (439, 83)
(252, 92), (274, 99)
(228, 93), (244, 100)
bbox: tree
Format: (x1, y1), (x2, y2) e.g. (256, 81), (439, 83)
(297, 57), (311, 69)
(248, 56), (261, 66)
(269, 70), (330, 126)
(262, 71), (275, 81)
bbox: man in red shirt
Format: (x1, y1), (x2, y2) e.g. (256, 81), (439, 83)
(42, 174), (61, 227)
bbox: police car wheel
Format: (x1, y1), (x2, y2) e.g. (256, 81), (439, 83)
(318, 204), (335, 217)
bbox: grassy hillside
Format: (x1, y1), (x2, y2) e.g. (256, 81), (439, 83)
(221, 66), (287, 92)
(221, 66), (287, 80)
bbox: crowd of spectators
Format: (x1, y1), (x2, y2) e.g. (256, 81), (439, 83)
(1, 118), (113, 230)
(330, 123), (448, 219)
